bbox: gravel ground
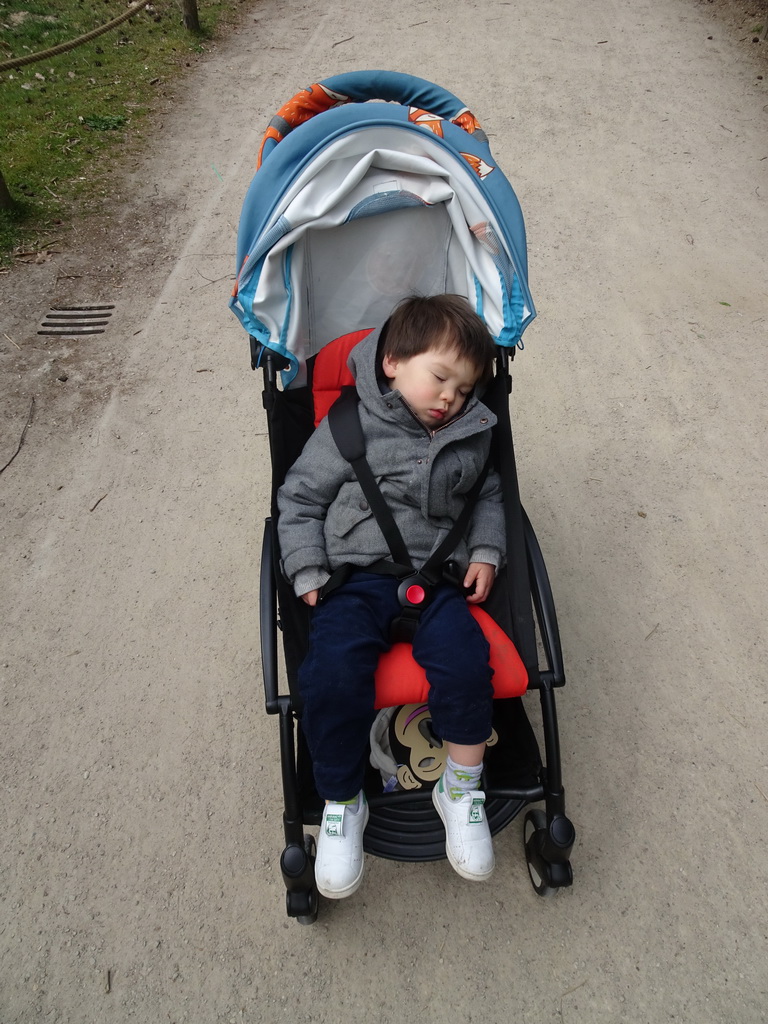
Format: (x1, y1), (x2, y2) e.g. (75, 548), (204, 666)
(1, 0), (767, 1020)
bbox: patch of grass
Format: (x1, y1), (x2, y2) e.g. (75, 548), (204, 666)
(0, 202), (29, 253)
(0, 0), (246, 261)
(81, 112), (128, 130)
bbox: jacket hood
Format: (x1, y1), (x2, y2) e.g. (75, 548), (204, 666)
(346, 325), (385, 409)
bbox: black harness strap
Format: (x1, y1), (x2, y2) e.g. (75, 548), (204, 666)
(328, 387), (413, 568)
(423, 459), (490, 575)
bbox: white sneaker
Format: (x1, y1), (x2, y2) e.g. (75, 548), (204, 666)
(314, 793), (369, 899)
(432, 775), (495, 881)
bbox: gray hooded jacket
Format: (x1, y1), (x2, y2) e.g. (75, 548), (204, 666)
(277, 327), (505, 597)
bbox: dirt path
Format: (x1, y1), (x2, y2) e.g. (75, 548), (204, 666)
(2, 0), (767, 1021)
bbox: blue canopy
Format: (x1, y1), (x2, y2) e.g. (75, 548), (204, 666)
(230, 71), (535, 385)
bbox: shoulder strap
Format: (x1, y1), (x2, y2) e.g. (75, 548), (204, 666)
(421, 456), (491, 576)
(325, 386), (366, 461)
(327, 388), (413, 569)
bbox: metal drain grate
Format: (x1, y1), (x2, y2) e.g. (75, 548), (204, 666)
(38, 305), (115, 336)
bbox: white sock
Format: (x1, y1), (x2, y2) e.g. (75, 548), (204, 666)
(444, 756), (483, 801)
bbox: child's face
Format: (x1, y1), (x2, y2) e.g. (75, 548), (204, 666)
(382, 339), (481, 430)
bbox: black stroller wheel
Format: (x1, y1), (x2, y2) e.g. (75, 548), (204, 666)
(282, 834), (320, 925)
(523, 809), (556, 897)
(295, 834), (319, 925)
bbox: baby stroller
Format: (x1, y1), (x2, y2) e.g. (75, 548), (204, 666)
(230, 71), (575, 924)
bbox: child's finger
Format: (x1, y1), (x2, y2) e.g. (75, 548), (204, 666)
(463, 566), (479, 589)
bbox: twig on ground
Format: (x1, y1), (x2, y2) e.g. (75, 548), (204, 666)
(4, 332), (21, 350)
(14, 239), (62, 259)
(89, 492), (109, 512)
(560, 980), (587, 1021)
(561, 981), (587, 998)
(194, 267), (231, 287)
(0, 397), (35, 476)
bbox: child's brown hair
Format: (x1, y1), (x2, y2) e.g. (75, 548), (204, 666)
(379, 295), (496, 384)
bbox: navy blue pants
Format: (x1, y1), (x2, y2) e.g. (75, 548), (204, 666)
(298, 572), (494, 800)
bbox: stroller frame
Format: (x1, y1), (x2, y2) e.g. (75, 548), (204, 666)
(257, 342), (574, 924)
(232, 72), (576, 923)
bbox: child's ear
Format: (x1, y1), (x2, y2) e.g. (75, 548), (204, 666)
(381, 353), (398, 380)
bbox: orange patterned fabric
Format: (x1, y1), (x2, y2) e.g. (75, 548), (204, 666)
(258, 89), (485, 166)
(452, 109), (484, 136)
(461, 152), (495, 179)
(408, 107), (445, 137)
(408, 105), (485, 140)
(257, 83), (350, 168)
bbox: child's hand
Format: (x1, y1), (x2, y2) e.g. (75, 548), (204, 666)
(464, 562), (495, 604)
(301, 589), (319, 607)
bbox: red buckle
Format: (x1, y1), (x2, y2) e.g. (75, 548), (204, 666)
(405, 584), (426, 605)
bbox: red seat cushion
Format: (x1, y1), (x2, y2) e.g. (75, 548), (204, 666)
(312, 328), (374, 426)
(374, 605), (528, 709)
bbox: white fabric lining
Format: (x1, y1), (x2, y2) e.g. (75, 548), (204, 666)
(241, 128), (528, 386)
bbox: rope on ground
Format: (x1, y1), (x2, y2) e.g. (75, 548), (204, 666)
(0, 397), (35, 476)
(0, 0), (151, 74)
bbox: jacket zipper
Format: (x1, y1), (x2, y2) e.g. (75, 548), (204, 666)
(397, 396), (470, 440)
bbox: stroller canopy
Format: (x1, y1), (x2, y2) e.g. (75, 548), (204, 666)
(230, 71), (536, 386)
